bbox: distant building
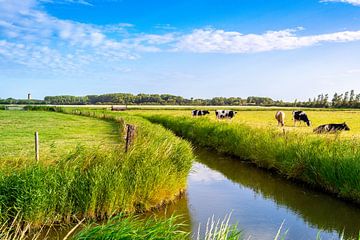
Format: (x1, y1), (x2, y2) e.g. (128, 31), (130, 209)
(28, 93), (32, 100)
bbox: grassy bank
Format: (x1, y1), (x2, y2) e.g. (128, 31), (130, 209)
(0, 213), (242, 240)
(141, 114), (360, 203)
(0, 108), (193, 225)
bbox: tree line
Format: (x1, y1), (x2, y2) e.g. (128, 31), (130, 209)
(0, 90), (359, 108)
(293, 90), (360, 108)
(42, 94), (276, 106)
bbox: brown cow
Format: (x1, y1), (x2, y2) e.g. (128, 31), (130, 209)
(275, 111), (285, 127)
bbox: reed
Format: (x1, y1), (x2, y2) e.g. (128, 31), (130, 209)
(74, 213), (242, 240)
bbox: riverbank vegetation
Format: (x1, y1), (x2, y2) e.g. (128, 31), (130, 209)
(73, 213), (242, 240)
(0, 108), (193, 226)
(138, 111), (360, 204)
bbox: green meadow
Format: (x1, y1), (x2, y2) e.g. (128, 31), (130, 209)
(0, 111), (120, 168)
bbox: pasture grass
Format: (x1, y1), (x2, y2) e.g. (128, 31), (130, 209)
(135, 110), (360, 203)
(0, 108), (194, 225)
(0, 110), (120, 168)
(128, 109), (360, 137)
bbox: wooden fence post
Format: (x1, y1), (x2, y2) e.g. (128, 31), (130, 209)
(35, 131), (39, 162)
(125, 124), (136, 152)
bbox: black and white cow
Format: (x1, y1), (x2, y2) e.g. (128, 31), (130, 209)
(215, 110), (237, 119)
(313, 123), (350, 134)
(292, 111), (311, 126)
(192, 110), (210, 116)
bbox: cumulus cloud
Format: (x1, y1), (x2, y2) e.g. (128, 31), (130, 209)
(174, 28), (360, 53)
(0, 40), (91, 71)
(320, 0), (360, 6)
(0, 0), (161, 71)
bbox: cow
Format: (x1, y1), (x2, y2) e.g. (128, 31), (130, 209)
(313, 123), (350, 134)
(192, 110), (210, 116)
(215, 110), (237, 119)
(275, 111), (285, 127)
(292, 111), (311, 126)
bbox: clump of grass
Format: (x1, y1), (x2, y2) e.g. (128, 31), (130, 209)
(73, 214), (188, 240)
(0, 213), (52, 240)
(141, 114), (360, 203)
(74, 213), (242, 240)
(196, 214), (241, 240)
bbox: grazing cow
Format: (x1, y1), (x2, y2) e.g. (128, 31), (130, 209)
(192, 110), (210, 116)
(313, 123), (350, 134)
(293, 111), (311, 126)
(275, 111), (285, 127)
(215, 110), (237, 119)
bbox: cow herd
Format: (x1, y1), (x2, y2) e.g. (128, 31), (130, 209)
(192, 110), (237, 119)
(275, 110), (350, 133)
(192, 109), (350, 134)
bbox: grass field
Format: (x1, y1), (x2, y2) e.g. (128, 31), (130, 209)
(0, 111), (120, 168)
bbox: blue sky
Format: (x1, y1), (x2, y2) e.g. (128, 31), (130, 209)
(1, 0), (360, 101)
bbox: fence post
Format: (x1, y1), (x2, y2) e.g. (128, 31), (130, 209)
(125, 124), (136, 152)
(35, 131), (39, 162)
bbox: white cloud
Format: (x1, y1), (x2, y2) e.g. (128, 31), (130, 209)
(133, 33), (176, 45)
(0, 40), (90, 71)
(1, 0), (360, 73)
(39, 0), (93, 6)
(174, 28), (360, 53)
(320, 0), (360, 6)
(154, 24), (177, 30)
(0, 0), (152, 71)
(189, 163), (225, 183)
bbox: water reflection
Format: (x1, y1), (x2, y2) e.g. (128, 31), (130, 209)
(155, 148), (360, 240)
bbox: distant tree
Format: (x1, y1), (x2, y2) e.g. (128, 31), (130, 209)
(355, 94), (360, 108)
(349, 90), (355, 107)
(332, 93), (341, 107)
(342, 91), (349, 107)
(323, 94), (329, 107)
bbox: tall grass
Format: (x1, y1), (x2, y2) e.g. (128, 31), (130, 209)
(73, 214), (189, 240)
(195, 214), (241, 240)
(0, 107), (194, 225)
(142, 114), (360, 203)
(73, 213), (242, 240)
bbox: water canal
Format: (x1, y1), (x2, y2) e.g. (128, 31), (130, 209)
(154, 148), (360, 240)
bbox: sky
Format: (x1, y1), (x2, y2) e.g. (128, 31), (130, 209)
(1, 0), (360, 101)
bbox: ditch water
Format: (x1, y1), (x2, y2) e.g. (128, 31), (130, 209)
(153, 148), (360, 240)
